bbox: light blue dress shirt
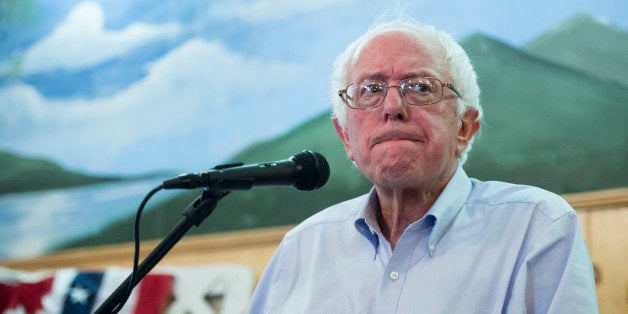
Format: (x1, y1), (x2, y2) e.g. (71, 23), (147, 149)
(248, 167), (598, 313)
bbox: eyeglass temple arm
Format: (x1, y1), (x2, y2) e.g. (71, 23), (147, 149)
(445, 83), (462, 99)
(338, 89), (353, 103)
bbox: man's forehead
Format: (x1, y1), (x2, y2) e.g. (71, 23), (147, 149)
(352, 31), (439, 61)
(348, 32), (444, 82)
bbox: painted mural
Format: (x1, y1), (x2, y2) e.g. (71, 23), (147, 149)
(1, 0), (626, 260)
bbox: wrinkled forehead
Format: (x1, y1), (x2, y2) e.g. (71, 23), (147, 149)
(352, 30), (442, 63)
(347, 30), (447, 80)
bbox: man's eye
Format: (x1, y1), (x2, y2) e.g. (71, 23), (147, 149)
(406, 83), (431, 93)
(362, 83), (385, 94)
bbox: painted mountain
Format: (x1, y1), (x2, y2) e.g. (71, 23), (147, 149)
(524, 13), (628, 87)
(59, 13), (628, 249)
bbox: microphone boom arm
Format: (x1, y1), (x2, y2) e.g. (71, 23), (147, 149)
(94, 189), (229, 313)
(96, 150), (329, 312)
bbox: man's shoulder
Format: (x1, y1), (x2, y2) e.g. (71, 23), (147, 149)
(284, 193), (369, 239)
(467, 178), (574, 220)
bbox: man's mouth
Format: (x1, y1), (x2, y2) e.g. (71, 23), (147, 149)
(371, 130), (425, 148)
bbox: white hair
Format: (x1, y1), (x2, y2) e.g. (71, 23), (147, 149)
(330, 19), (482, 165)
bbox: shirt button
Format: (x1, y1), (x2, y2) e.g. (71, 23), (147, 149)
(429, 244), (436, 252)
(389, 271), (399, 281)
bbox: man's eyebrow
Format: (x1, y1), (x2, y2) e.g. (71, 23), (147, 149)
(354, 70), (441, 82)
(354, 71), (387, 82)
(404, 70), (439, 79)
(352, 68), (443, 83)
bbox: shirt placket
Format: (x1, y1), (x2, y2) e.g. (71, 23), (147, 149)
(375, 222), (432, 313)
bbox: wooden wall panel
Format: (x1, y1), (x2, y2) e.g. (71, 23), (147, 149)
(585, 207), (627, 314)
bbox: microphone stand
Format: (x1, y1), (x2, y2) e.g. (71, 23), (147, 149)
(95, 189), (229, 313)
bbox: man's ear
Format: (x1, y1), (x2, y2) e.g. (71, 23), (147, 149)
(333, 118), (354, 161)
(456, 108), (481, 156)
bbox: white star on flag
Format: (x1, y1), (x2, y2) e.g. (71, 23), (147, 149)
(69, 286), (91, 305)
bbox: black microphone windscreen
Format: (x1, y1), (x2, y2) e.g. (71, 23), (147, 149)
(291, 151), (330, 191)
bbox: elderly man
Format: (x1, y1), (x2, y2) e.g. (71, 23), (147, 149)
(248, 20), (598, 313)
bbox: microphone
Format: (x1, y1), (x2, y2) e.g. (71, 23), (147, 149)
(163, 150), (330, 191)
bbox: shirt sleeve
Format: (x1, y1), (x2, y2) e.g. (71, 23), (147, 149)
(506, 210), (599, 313)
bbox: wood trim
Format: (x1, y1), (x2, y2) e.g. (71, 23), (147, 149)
(563, 187), (628, 210)
(0, 226), (292, 272)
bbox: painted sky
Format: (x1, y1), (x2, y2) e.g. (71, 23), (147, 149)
(1, 0), (626, 176)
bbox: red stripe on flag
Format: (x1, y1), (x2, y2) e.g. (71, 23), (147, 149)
(0, 276), (54, 313)
(132, 273), (174, 314)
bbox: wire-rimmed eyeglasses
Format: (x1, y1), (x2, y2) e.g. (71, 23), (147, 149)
(338, 76), (462, 110)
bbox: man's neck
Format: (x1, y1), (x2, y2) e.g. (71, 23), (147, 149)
(375, 188), (436, 250)
(374, 166), (457, 250)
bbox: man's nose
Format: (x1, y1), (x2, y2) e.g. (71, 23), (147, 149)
(381, 86), (408, 121)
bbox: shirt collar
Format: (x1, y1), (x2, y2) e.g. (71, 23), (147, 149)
(354, 167), (472, 256)
(354, 188), (380, 258)
(425, 166), (472, 255)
